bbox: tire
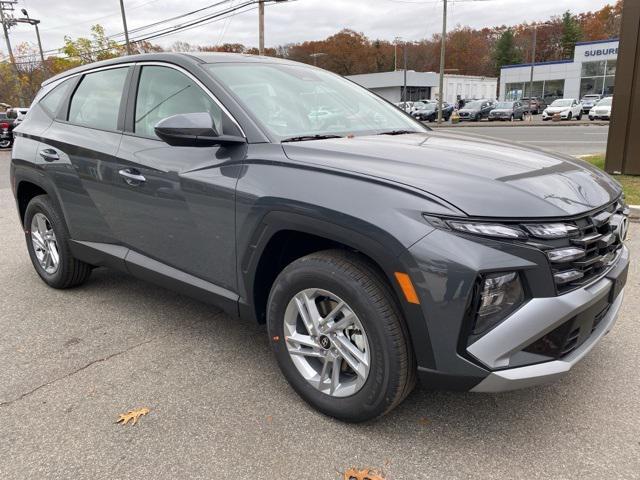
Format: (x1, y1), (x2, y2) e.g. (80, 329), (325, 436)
(567, 112), (572, 121)
(24, 195), (92, 289)
(577, 112), (582, 121)
(509, 114), (514, 122)
(267, 250), (416, 422)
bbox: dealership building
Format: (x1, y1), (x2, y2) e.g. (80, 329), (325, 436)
(346, 70), (498, 104)
(499, 38), (619, 102)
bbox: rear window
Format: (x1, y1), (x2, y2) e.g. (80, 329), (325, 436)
(40, 79), (73, 117)
(68, 67), (129, 131)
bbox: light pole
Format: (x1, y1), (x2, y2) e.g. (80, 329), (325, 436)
(437, 0), (447, 124)
(528, 25), (537, 115)
(393, 36), (402, 71)
(20, 9), (47, 77)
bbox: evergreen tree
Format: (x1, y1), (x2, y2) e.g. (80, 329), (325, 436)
(493, 29), (521, 75)
(561, 11), (583, 58)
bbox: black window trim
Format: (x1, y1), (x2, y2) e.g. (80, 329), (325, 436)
(56, 63), (135, 135)
(123, 61), (246, 142)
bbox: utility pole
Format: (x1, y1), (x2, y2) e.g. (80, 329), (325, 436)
(528, 24), (538, 115)
(119, 0), (132, 55)
(437, 0), (447, 124)
(258, 0), (265, 55)
(0, 1), (16, 67)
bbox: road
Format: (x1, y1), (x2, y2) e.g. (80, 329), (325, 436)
(1, 150), (639, 480)
(439, 124), (609, 157)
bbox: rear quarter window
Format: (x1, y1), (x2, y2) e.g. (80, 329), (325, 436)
(40, 79), (74, 117)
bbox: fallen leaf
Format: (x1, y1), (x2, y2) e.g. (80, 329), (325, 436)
(116, 407), (150, 426)
(343, 468), (385, 480)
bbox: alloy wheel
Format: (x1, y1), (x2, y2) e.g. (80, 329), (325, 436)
(283, 288), (370, 398)
(30, 213), (60, 274)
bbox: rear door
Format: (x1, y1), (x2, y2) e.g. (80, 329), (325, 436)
(99, 63), (243, 292)
(37, 66), (132, 243)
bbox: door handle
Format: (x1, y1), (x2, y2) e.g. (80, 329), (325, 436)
(39, 148), (59, 162)
(118, 168), (146, 186)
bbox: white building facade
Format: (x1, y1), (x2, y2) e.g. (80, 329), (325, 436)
(346, 71), (498, 103)
(499, 39), (619, 102)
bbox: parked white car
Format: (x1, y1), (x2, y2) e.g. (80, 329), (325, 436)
(589, 96), (613, 121)
(542, 99), (583, 121)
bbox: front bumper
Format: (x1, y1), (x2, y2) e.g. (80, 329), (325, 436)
(406, 226), (629, 393)
(471, 277), (625, 392)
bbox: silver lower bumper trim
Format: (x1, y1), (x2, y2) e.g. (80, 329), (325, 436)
(471, 288), (624, 393)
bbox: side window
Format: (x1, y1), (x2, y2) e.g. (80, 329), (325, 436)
(134, 66), (223, 139)
(68, 68), (129, 131)
(40, 79), (73, 117)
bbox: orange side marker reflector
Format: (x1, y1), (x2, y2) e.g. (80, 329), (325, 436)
(394, 272), (420, 305)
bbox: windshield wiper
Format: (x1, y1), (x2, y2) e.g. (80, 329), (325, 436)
(378, 130), (418, 136)
(281, 134), (344, 143)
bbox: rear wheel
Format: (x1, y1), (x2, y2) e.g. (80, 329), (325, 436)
(267, 250), (415, 422)
(577, 112), (583, 120)
(24, 195), (92, 289)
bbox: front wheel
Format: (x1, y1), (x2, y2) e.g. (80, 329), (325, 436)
(267, 250), (416, 422)
(577, 112), (583, 120)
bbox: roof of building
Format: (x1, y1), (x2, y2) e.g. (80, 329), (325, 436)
(347, 70), (439, 88)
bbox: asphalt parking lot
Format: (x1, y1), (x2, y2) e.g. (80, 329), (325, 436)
(1, 148), (638, 480)
(438, 124), (610, 157)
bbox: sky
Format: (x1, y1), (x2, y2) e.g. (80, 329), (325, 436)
(5, 0), (614, 57)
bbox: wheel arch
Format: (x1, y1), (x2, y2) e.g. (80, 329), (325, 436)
(239, 211), (436, 369)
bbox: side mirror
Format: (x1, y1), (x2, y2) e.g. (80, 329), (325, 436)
(154, 112), (245, 147)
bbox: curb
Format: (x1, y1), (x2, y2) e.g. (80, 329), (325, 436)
(428, 121), (610, 128)
(629, 205), (640, 222)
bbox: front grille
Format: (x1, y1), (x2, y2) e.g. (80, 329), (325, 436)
(529, 201), (628, 294)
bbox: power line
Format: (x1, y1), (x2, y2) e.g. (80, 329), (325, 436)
(3, 1), (271, 63)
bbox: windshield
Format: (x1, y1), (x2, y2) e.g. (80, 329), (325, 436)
(551, 99), (573, 107)
(495, 102), (514, 109)
(205, 63), (425, 140)
(597, 97), (613, 106)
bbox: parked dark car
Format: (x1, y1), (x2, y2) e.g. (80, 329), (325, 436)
(412, 102), (454, 122)
(457, 99), (495, 121)
(11, 53), (630, 422)
(488, 101), (529, 121)
(521, 97), (546, 115)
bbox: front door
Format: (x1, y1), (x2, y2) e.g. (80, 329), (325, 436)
(102, 64), (243, 292)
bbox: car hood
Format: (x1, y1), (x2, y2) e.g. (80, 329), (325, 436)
(282, 132), (621, 218)
(490, 109), (512, 114)
(458, 109), (479, 114)
(545, 106), (572, 113)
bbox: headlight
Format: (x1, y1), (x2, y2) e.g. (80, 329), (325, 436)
(447, 220), (527, 239)
(523, 223), (578, 238)
(474, 271), (525, 334)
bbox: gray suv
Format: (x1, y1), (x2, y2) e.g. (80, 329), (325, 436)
(10, 54), (630, 422)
